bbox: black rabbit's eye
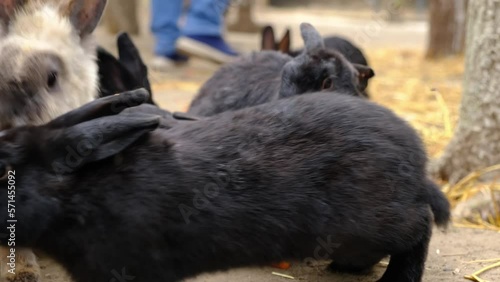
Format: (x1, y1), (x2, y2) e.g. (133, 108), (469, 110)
(354, 73), (361, 85)
(322, 77), (334, 90)
(0, 162), (9, 180)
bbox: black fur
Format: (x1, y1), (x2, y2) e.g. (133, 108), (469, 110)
(261, 26), (372, 97)
(48, 88), (152, 129)
(188, 51), (290, 116)
(97, 32), (155, 105)
(0, 92), (449, 282)
(300, 36), (372, 95)
(290, 36), (369, 66)
(188, 23), (374, 117)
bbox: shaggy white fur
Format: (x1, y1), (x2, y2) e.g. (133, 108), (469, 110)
(0, 0), (102, 129)
(0, 1), (107, 281)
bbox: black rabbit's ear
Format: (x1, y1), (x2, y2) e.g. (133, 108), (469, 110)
(278, 29), (291, 54)
(48, 89), (150, 129)
(172, 112), (201, 121)
(122, 104), (172, 119)
(261, 25), (276, 51)
(300, 22), (324, 53)
(117, 33), (147, 83)
(278, 60), (300, 98)
(353, 64), (375, 80)
(97, 46), (137, 97)
(321, 77), (334, 91)
(117, 32), (155, 105)
(50, 114), (160, 175)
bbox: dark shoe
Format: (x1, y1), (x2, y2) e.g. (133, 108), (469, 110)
(177, 35), (238, 64)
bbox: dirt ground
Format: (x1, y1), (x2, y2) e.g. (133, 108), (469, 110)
(38, 227), (500, 282)
(35, 4), (500, 282)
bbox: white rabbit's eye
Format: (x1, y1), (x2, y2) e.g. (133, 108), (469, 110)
(47, 71), (58, 89)
(321, 77), (334, 90)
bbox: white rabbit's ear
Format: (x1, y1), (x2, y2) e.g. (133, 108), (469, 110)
(300, 23), (324, 53)
(0, 0), (27, 28)
(62, 0), (108, 37)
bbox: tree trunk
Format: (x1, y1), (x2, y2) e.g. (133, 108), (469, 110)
(430, 0), (500, 184)
(101, 0), (139, 35)
(227, 0), (262, 33)
(426, 0), (467, 58)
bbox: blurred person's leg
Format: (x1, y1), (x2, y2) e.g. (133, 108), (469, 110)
(416, 0), (427, 12)
(150, 0), (188, 70)
(177, 0), (238, 64)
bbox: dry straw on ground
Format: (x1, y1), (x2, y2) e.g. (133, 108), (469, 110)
(464, 259), (500, 282)
(368, 49), (500, 231)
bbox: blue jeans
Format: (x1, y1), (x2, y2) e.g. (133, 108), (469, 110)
(151, 0), (229, 56)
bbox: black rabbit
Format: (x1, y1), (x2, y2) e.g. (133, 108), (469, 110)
(0, 89), (449, 282)
(261, 25), (372, 96)
(188, 23), (374, 116)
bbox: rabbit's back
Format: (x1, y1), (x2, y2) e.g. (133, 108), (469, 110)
(188, 51), (291, 116)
